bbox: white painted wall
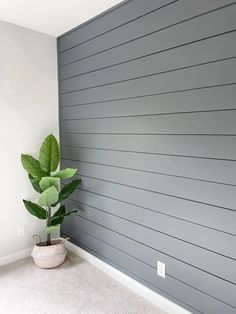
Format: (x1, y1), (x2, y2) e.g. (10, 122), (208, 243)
(0, 0), (123, 36)
(0, 20), (58, 258)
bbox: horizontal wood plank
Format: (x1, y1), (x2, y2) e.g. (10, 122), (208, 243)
(61, 110), (236, 135)
(61, 133), (236, 160)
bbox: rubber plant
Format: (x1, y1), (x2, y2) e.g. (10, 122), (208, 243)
(21, 134), (81, 246)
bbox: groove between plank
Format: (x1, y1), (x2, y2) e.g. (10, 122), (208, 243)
(60, 108), (236, 121)
(60, 145), (236, 162)
(61, 132), (236, 136)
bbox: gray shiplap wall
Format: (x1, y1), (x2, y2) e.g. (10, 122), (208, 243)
(57, 1), (236, 313)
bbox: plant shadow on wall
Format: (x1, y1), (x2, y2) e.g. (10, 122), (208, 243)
(21, 134), (81, 268)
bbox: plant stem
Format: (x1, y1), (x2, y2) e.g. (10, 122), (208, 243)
(47, 206), (51, 246)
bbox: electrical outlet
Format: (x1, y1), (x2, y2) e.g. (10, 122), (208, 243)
(17, 226), (25, 237)
(157, 261), (165, 278)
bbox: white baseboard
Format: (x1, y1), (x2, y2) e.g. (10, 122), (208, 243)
(0, 247), (32, 267)
(66, 241), (191, 314)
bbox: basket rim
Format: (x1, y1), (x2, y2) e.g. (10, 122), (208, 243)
(34, 237), (66, 248)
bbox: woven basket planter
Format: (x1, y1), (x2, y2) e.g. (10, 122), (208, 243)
(31, 237), (67, 269)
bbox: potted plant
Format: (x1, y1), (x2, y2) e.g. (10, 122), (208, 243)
(21, 134), (80, 268)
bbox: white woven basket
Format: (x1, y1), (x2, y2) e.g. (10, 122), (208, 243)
(31, 237), (68, 269)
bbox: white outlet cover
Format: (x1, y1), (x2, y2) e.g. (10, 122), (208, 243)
(17, 226), (25, 237)
(157, 261), (165, 278)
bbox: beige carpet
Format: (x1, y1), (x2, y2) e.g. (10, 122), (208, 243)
(0, 252), (165, 314)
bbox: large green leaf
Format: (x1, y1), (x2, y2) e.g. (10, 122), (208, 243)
(39, 177), (59, 192)
(53, 168), (77, 179)
(51, 205), (65, 225)
(51, 211), (78, 226)
(52, 179), (81, 206)
(59, 179), (81, 201)
(39, 134), (59, 173)
(50, 205), (78, 226)
(38, 186), (59, 207)
(52, 204), (66, 218)
(21, 154), (48, 179)
(23, 200), (46, 219)
(28, 174), (41, 193)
